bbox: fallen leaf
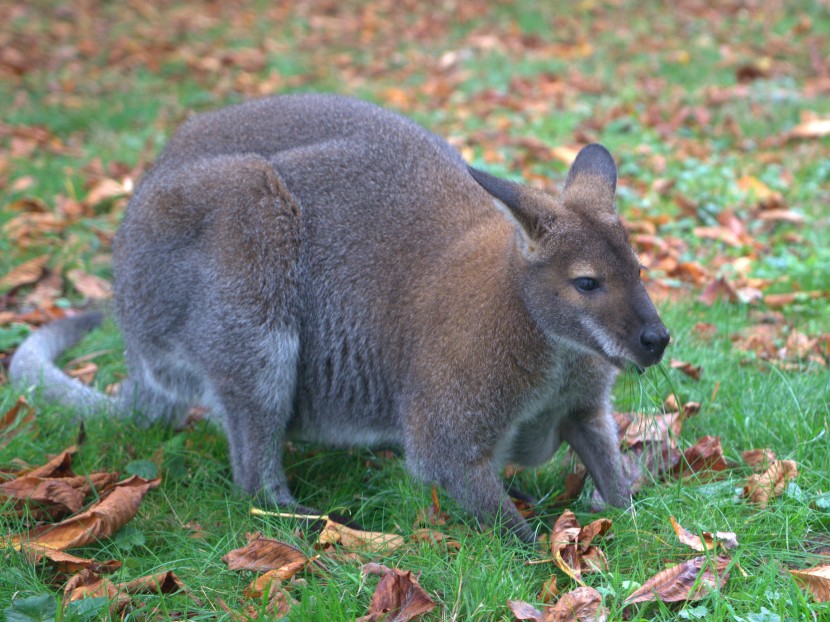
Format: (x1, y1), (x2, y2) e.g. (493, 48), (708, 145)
(669, 517), (738, 552)
(699, 277), (739, 305)
(624, 555), (731, 604)
(0, 395), (35, 450)
(7, 475), (161, 550)
(357, 563), (436, 622)
(790, 564), (830, 602)
(673, 436), (729, 478)
(18, 543), (122, 574)
(741, 448), (776, 470)
(543, 511), (611, 582)
(670, 360), (702, 381)
(222, 536), (314, 574)
(410, 528), (461, 551)
(0, 255), (49, 290)
(744, 460), (798, 508)
(64, 569), (187, 612)
(539, 575), (559, 603)
(508, 586), (607, 621)
(66, 269), (112, 300)
(789, 118), (830, 140)
(317, 518), (404, 553)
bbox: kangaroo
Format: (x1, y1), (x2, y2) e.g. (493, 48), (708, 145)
(10, 94), (669, 542)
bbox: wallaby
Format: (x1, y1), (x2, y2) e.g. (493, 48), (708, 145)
(10, 94), (669, 542)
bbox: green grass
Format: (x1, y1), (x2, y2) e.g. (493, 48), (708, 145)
(2, 0), (830, 619)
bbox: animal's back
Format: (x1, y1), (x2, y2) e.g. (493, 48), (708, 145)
(123, 94), (504, 440)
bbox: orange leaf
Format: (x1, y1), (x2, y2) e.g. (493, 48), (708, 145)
(744, 460), (798, 508)
(790, 564), (830, 602)
(624, 555), (731, 604)
(0, 396), (35, 450)
(741, 448), (776, 471)
(0, 255), (49, 289)
(19, 543), (122, 574)
(8, 475), (160, 550)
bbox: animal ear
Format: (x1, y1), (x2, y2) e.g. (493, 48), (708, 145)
(467, 165), (549, 250)
(563, 143), (617, 214)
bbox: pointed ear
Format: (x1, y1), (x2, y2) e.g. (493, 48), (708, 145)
(467, 165), (550, 250)
(564, 144), (617, 214)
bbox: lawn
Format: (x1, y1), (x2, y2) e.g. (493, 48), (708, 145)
(1, 0), (829, 620)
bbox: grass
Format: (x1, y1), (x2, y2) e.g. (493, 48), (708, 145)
(2, 0), (830, 619)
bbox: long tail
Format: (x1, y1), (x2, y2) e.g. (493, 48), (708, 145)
(9, 311), (116, 415)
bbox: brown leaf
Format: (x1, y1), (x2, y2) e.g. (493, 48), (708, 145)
(669, 359), (702, 381)
(19, 543), (122, 574)
(699, 277), (739, 305)
(8, 475), (161, 550)
(744, 460), (798, 508)
(669, 517), (737, 552)
(410, 528), (461, 551)
(742, 448), (776, 471)
(222, 537), (313, 573)
(509, 586), (607, 621)
(414, 485), (450, 527)
(0, 255), (49, 290)
(539, 575), (559, 603)
(553, 468), (588, 505)
(790, 564), (830, 602)
(0, 396), (35, 450)
(357, 563), (436, 622)
(623, 412), (682, 448)
(673, 436), (729, 478)
(317, 519), (404, 553)
(624, 555), (731, 604)
(546, 511), (611, 582)
(64, 569), (187, 612)
(66, 269), (112, 300)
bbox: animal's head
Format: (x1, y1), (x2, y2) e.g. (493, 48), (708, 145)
(468, 144), (669, 370)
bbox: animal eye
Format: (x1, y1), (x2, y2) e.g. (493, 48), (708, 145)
(574, 277), (599, 292)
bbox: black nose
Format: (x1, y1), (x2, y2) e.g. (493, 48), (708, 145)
(640, 326), (670, 358)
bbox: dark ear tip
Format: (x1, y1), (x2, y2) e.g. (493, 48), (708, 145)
(566, 143), (617, 189)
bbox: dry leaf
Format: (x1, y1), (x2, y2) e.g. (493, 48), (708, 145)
(625, 555), (731, 604)
(18, 543), (122, 574)
(0, 395), (35, 450)
(66, 269), (112, 300)
(539, 575), (559, 603)
(64, 569), (187, 612)
(673, 436), (729, 478)
(0, 254), (49, 289)
(222, 537), (313, 573)
(790, 564), (830, 602)
(670, 360), (702, 381)
(743, 459), (797, 508)
(410, 528), (461, 551)
(317, 519), (404, 553)
(357, 563), (436, 622)
(669, 517), (738, 552)
(742, 448), (776, 470)
(544, 511), (611, 582)
(508, 586), (607, 621)
(7, 475), (161, 550)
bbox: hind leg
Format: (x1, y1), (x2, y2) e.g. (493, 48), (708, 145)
(206, 329), (302, 509)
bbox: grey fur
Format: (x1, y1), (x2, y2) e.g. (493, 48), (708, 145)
(9, 94), (669, 541)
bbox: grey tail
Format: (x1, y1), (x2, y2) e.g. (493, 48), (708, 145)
(9, 311), (116, 415)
